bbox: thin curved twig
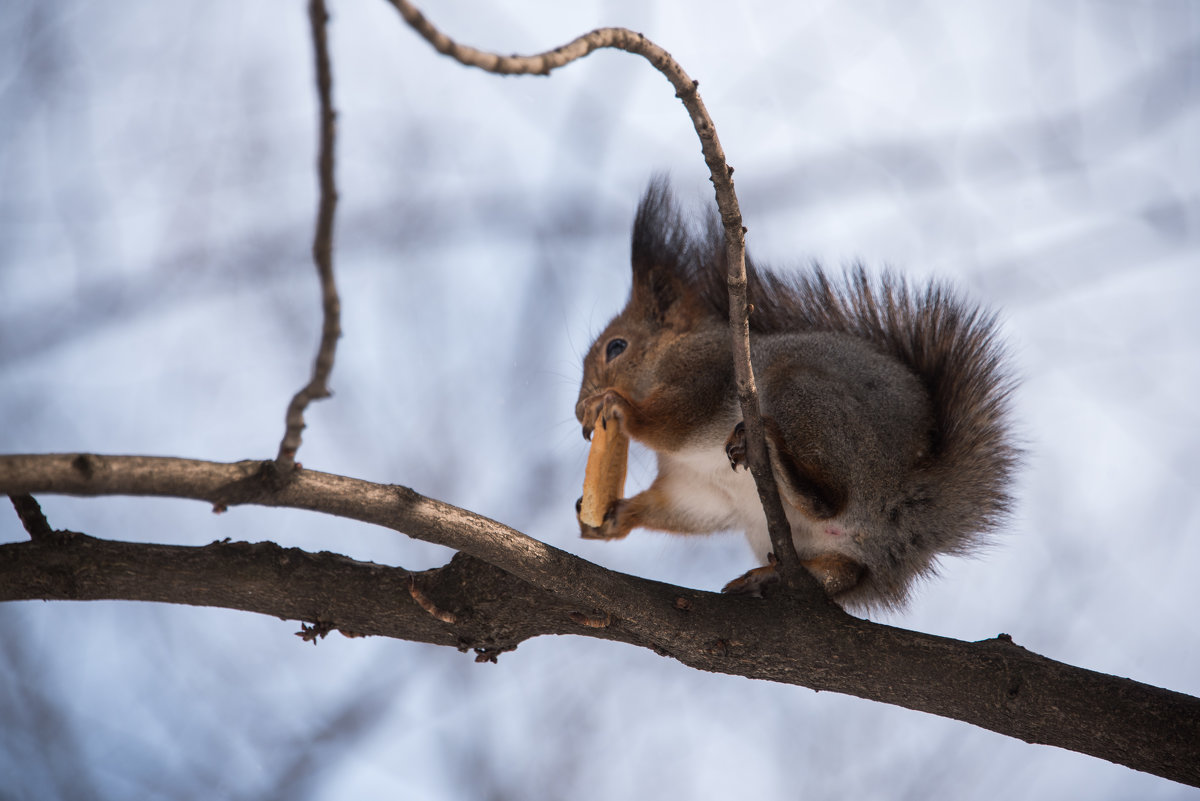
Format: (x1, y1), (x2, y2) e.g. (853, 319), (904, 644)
(383, 1), (805, 588)
(277, 0), (343, 471)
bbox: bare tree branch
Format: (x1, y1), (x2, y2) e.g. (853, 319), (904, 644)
(382, 0), (805, 589)
(0, 526), (611, 658)
(9, 493), (53, 541)
(1, 452), (1199, 787)
(277, 0), (342, 471)
(0, 454), (669, 625)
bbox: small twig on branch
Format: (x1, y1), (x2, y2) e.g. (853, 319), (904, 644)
(383, 0), (805, 590)
(408, 575), (458, 624)
(276, 0), (343, 472)
(9, 493), (54, 541)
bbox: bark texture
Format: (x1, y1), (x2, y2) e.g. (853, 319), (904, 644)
(2, 453), (1197, 787)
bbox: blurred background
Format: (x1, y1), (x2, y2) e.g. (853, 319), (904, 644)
(2, 1), (1198, 798)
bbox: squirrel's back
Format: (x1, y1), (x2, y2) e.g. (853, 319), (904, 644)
(634, 181), (1019, 606)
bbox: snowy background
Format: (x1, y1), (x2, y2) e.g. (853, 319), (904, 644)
(2, 1), (1198, 798)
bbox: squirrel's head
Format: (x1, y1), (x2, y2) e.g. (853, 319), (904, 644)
(576, 181), (714, 425)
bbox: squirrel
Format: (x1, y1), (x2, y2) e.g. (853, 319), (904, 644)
(575, 179), (1018, 610)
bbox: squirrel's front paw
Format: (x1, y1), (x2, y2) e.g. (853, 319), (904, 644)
(725, 421), (748, 471)
(576, 497), (630, 540)
(579, 390), (630, 441)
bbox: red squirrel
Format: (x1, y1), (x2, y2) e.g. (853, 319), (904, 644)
(575, 180), (1017, 609)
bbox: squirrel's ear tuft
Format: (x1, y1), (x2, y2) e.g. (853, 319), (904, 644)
(630, 177), (698, 321)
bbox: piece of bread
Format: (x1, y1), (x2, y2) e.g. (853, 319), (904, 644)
(579, 416), (629, 527)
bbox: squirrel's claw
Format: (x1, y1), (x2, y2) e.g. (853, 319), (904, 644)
(578, 390), (629, 442)
(725, 421), (748, 471)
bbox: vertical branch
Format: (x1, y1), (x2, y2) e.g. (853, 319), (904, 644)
(383, 2), (808, 590)
(696, 124), (806, 594)
(276, 0), (343, 471)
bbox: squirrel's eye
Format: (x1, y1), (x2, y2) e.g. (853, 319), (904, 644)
(604, 338), (628, 362)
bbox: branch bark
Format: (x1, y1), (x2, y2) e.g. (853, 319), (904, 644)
(2, 452), (1198, 787)
(276, 0), (342, 471)
(383, 0), (805, 589)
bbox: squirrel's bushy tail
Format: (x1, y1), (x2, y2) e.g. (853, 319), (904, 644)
(769, 268), (1020, 560)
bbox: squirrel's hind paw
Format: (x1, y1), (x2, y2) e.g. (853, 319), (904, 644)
(722, 558), (780, 597)
(722, 553), (866, 598)
(802, 553), (866, 596)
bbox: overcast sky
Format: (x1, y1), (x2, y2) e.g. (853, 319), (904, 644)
(2, 1), (1198, 799)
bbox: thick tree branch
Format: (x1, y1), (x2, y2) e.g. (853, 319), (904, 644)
(1, 453), (1198, 786)
(383, 0), (805, 589)
(0, 531), (630, 661)
(277, 0), (343, 471)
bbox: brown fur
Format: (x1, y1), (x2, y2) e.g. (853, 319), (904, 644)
(577, 179), (1019, 609)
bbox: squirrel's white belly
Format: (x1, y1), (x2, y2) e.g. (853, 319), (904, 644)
(656, 443), (770, 534)
(655, 442), (828, 563)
